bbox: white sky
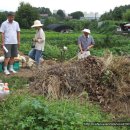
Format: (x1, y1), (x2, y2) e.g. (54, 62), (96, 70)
(0, 0), (130, 15)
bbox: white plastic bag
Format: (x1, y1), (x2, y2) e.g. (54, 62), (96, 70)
(78, 51), (90, 59)
(0, 56), (4, 63)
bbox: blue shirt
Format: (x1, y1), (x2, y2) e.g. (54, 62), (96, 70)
(78, 35), (95, 50)
(0, 20), (20, 44)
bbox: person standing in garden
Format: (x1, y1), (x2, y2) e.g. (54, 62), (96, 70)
(29, 20), (45, 65)
(77, 28), (95, 59)
(0, 12), (20, 75)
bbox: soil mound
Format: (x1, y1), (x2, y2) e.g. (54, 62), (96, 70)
(29, 55), (130, 117)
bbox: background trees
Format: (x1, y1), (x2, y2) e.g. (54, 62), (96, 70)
(36, 7), (52, 16)
(15, 2), (39, 29)
(123, 9), (130, 21)
(100, 5), (130, 21)
(0, 12), (7, 25)
(56, 9), (66, 19)
(0, 1), (130, 31)
(69, 11), (84, 19)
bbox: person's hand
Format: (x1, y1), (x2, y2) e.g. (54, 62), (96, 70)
(32, 38), (38, 42)
(80, 50), (83, 54)
(87, 46), (91, 50)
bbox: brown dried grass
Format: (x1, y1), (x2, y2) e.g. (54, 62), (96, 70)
(29, 55), (130, 117)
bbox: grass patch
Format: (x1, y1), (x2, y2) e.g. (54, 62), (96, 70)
(0, 91), (129, 130)
(0, 76), (29, 90)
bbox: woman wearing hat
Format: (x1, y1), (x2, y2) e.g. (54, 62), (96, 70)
(77, 28), (95, 59)
(29, 20), (45, 64)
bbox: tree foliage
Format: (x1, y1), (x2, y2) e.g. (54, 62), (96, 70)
(56, 9), (66, 19)
(123, 9), (130, 21)
(15, 2), (39, 29)
(70, 11), (84, 19)
(64, 19), (91, 31)
(0, 11), (7, 25)
(100, 5), (130, 21)
(44, 17), (59, 28)
(36, 7), (52, 16)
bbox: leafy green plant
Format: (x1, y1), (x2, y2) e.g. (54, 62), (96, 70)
(0, 92), (127, 130)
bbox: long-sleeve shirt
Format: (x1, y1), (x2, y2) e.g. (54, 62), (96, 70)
(34, 28), (45, 51)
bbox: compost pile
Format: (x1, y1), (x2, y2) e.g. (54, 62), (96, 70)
(30, 55), (130, 117)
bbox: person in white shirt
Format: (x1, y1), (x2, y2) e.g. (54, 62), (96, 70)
(29, 20), (45, 64)
(0, 12), (20, 75)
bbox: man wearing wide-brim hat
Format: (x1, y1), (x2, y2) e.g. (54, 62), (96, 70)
(28, 20), (45, 64)
(77, 28), (95, 59)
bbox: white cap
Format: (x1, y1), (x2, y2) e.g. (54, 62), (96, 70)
(31, 20), (43, 28)
(82, 29), (91, 33)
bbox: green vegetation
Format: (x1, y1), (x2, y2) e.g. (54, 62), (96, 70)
(1, 3), (130, 128)
(0, 88), (129, 130)
(19, 30), (130, 60)
(1, 27), (130, 128)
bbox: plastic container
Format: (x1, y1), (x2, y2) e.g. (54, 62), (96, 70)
(0, 61), (20, 72)
(0, 83), (4, 90)
(0, 56), (4, 63)
(0, 83), (6, 97)
(3, 83), (10, 94)
(0, 63), (3, 72)
(13, 61), (20, 71)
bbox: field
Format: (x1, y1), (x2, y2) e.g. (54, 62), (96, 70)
(20, 29), (130, 59)
(0, 29), (130, 130)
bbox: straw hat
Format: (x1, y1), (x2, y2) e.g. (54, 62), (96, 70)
(82, 29), (91, 33)
(31, 20), (43, 28)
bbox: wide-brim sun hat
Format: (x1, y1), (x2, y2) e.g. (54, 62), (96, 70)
(31, 20), (43, 28)
(82, 29), (91, 33)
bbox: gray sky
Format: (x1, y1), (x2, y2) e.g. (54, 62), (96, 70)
(0, 0), (130, 14)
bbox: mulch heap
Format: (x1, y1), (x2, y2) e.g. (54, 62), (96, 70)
(29, 55), (130, 117)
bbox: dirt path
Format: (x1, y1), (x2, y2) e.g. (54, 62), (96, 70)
(0, 60), (58, 78)
(0, 68), (33, 78)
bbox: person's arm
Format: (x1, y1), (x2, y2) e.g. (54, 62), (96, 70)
(78, 36), (83, 53)
(87, 44), (94, 50)
(17, 31), (20, 48)
(78, 43), (83, 53)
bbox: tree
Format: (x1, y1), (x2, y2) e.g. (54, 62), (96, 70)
(56, 9), (65, 19)
(0, 11), (7, 25)
(100, 10), (113, 21)
(112, 7), (123, 20)
(15, 2), (39, 29)
(44, 17), (59, 28)
(123, 9), (130, 21)
(64, 19), (89, 31)
(37, 7), (52, 16)
(70, 11), (84, 19)
(100, 5), (129, 21)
